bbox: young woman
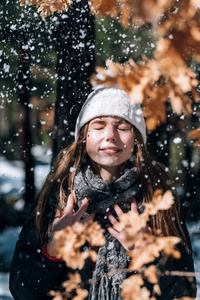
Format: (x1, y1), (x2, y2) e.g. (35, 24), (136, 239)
(10, 88), (196, 300)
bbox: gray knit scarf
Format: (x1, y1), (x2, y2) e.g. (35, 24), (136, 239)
(73, 158), (143, 300)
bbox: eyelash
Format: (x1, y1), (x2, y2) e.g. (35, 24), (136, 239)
(93, 127), (129, 131)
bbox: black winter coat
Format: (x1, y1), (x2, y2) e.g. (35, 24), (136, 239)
(9, 196), (197, 300)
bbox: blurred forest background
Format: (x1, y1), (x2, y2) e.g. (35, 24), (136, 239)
(0, 1), (200, 298)
(0, 1), (200, 228)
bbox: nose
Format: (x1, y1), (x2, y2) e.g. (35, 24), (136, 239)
(104, 126), (117, 141)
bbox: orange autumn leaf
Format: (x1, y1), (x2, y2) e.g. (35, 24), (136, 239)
(128, 235), (181, 271)
(91, 0), (199, 131)
(92, 53), (198, 131)
(20, 0), (73, 18)
(121, 274), (152, 300)
(143, 98), (167, 131)
(48, 290), (64, 300)
(144, 265), (159, 285)
(50, 272), (88, 300)
(113, 190), (180, 270)
(144, 265), (161, 296)
(73, 288), (88, 300)
(89, 0), (117, 17)
(188, 127), (200, 149)
(143, 190), (174, 216)
(54, 221), (105, 269)
(175, 298), (195, 300)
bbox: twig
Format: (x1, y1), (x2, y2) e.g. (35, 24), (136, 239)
(86, 267), (131, 284)
(86, 268), (200, 285)
(165, 270), (200, 277)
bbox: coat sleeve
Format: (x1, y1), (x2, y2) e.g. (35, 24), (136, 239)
(9, 200), (67, 300)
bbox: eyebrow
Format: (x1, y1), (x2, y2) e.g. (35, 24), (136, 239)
(90, 120), (106, 125)
(90, 119), (130, 125)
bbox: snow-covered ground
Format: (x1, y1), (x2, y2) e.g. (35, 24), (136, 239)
(188, 221), (200, 298)
(0, 273), (13, 300)
(0, 155), (51, 299)
(0, 155), (50, 206)
(0, 222), (199, 299)
(0, 227), (21, 300)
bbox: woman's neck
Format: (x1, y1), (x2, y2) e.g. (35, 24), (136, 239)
(90, 160), (126, 182)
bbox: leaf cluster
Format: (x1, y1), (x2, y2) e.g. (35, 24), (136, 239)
(91, 0), (200, 148)
(49, 190), (194, 300)
(53, 220), (106, 270)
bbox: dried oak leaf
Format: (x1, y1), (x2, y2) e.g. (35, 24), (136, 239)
(49, 290), (63, 300)
(86, 221), (106, 246)
(54, 221), (105, 269)
(121, 274), (151, 300)
(114, 190), (176, 250)
(119, 2), (132, 29)
(175, 298), (195, 300)
(143, 96), (167, 131)
(128, 235), (181, 271)
(144, 265), (159, 284)
(62, 272), (82, 292)
(92, 58), (160, 105)
(89, 0), (117, 17)
(114, 210), (147, 233)
(73, 288), (88, 300)
(129, 0), (174, 25)
(155, 38), (198, 113)
(114, 210), (148, 249)
(143, 190), (174, 217)
(61, 273), (88, 300)
(50, 272), (88, 300)
(20, 0), (73, 18)
(188, 127), (200, 149)
(144, 265), (162, 296)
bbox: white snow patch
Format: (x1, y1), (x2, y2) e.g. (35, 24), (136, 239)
(173, 137), (182, 144)
(107, 242), (114, 250)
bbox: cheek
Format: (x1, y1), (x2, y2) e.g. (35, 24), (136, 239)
(86, 132), (97, 153)
(124, 137), (135, 152)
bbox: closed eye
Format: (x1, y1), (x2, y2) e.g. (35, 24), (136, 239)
(118, 128), (129, 131)
(93, 127), (104, 130)
(118, 126), (132, 131)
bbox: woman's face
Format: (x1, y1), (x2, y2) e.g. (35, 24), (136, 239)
(86, 116), (135, 170)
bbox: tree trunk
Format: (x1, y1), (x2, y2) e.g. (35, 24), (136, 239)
(147, 123), (170, 168)
(52, 0), (95, 163)
(17, 35), (35, 207)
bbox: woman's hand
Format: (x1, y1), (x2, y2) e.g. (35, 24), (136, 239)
(106, 198), (152, 251)
(46, 194), (95, 256)
(106, 198), (138, 251)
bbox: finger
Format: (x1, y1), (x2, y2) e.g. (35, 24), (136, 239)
(107, 225), (120, 239)
(107, 211), (118, 225)
(147, 226), (152, 234)
(74, 198), (89, 221)
(54, 209), (62, 219)
(112, 204), (124, 217)
(131, 198), (138, 214)
(81, 213), (95, 225)
(64, 194), (75, 214)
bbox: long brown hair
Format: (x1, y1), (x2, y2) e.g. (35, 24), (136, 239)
(36, 125), (88, 241)
(36, 124), (187, 246)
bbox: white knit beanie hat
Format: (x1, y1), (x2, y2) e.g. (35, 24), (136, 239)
(75, 87), (147, 144)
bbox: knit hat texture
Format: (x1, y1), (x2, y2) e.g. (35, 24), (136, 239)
(75, 88), (147, 143)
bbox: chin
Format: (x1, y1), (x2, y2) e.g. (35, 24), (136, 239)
(102, 160), (123, 167)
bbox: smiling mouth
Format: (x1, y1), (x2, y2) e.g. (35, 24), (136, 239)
(100, 147), (122, 154)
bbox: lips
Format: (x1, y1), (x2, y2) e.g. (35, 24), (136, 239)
(100, 146), (122, 154)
